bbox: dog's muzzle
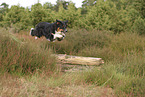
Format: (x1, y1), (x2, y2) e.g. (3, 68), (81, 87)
(61, 32), (65, 37)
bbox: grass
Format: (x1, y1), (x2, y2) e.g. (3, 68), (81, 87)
(0, 28), (56, 75)
(0, 72), (114, 97)
(44, 29), (145, 62)
(0, 28), (145, 96)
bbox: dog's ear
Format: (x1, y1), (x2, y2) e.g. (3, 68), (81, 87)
(56, 19), (60, 22)
(56, 19), (61, 24)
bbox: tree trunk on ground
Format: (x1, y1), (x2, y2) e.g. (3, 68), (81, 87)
(53, 54), (104, 66)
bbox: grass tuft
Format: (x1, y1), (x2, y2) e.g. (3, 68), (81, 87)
(0, 29), (56, 75)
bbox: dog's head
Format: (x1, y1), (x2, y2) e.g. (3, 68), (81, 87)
(56, 19), (68, 33)
(53, 19), (68, 41)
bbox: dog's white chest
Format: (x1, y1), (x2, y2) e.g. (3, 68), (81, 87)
(53, 31), (65, 40)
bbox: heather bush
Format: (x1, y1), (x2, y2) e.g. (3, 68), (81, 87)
(0, 29), (56, 75)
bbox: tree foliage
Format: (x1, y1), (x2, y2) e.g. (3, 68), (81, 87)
(55, 0), (71, 11)
(82, 0), (97, 7)
(3, 5), (25, 24)
(0, 3), (9, 22)
(30, 3), (47, 26)
(0, 0), (144, 34)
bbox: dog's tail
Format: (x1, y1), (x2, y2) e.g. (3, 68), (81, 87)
(30, 28), (34, 36)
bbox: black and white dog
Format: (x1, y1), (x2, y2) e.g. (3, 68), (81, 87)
(30, 19), (68, 42)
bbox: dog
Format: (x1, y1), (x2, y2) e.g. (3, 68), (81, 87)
(30, 19), (68, 42)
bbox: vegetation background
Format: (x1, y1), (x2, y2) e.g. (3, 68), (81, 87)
(0, 0), (145, 96)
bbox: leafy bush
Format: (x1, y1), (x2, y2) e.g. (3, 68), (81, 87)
(131, 17), (145, 35)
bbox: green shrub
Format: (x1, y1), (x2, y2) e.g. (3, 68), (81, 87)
(131, 17), (145, 35)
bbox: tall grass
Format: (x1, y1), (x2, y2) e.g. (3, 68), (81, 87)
(41, 53), (144, 96)
(0, 28), (144, 96)
(44, 29), (145, 61)
(41, 29), (145, 96)
(0, 29), (56, 75)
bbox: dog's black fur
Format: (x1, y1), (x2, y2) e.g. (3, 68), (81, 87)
(30, 19), (68, 41)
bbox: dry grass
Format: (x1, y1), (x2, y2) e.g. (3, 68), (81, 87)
(0, 28), (145, 96)
(0, 29), (56, 75)
(0, 73), (115, 97)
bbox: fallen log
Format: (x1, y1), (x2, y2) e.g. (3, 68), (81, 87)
(54, 54), (104, 66)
